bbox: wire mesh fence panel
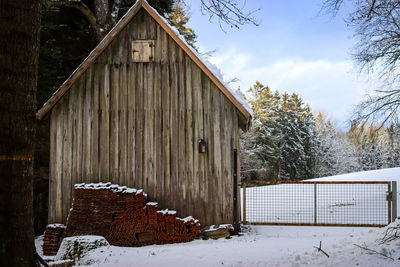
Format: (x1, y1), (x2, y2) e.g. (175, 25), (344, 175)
(243, 183), (314, 224)
(316, 183), (389, 226)
(242, 181), (391, 227)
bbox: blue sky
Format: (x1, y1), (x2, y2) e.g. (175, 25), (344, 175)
(185, 0), (370, 127)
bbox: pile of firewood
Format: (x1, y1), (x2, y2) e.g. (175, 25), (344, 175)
(42, 224), (66, 256)
(63, 183), (200, 247)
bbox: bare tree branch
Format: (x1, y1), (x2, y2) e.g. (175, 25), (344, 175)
(198, 0), (259, 31)
(43, 0), (103, 40)
(354, 243), (395, 260)
(323, 1), (400, 125)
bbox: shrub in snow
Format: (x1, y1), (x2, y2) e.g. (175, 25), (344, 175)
(55, 235), (109, 265)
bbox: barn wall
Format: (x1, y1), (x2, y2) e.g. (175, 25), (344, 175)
(49, 9), (240, 226)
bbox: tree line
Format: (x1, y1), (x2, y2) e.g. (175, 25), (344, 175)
(240, 82), (400, 181)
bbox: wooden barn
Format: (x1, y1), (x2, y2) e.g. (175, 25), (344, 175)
(37, 0), (252, 227)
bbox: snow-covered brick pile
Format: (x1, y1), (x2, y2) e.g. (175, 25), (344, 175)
(64, 182), (200, 248)
(55, 235), (109, 265)
(42, 224), (66, 256)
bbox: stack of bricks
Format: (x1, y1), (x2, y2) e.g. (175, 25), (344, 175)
(63, 182), (200, 248)
(42, 224), (66, 256)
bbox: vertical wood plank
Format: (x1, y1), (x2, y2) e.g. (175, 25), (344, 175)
(63, 92), (72, 224)
(170, 40), (178, 210)
(76, 77), (84, 185)
(222, 99), (232, 223)
(145, 62), (154, 198)
(162, 63), (171, 208)
(70, 82), (78, 201)
(202, 75), (212, 225)
(193, 65), (205, 223)
(99, 64), (110, 181)
(138, 10), (146, 40)
(219, 95), (227, 224)
(191, 63), (201, 221)
(155, 25), (162, 62)
(212, 86), (222, 224)
(55, 103), (63, 223)
(185, 56), (194, 219)
(120, 28), (128, 65)
(127, 63), (136, 188)
(235, 117), (241, 223)
(146, 12), (156, 40)
(91, 63), (100, 182)
(83, 68), (93, 183)
(135, 63), (143, 189)
(119, 63), (128, 186)
(154, 63), (161, 201)
(49, 111), (57, 223)
(110, 64), (119, 184)
(161, 24), (168, 63)
(177, 49), (186, 216)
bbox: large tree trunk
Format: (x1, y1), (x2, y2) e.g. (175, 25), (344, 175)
(0, 0), (41, 266)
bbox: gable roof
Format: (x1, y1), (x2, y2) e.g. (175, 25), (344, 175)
(36, 0), (252, 123)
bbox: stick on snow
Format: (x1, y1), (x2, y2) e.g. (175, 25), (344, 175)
(313, 241), (330, 258)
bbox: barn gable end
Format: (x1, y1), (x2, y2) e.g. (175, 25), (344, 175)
(44, 0), (248, 227)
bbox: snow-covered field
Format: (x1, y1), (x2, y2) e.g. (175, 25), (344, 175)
(36, 168), (400, 266)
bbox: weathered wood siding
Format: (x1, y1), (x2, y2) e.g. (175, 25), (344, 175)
(49, 9), (240, 226)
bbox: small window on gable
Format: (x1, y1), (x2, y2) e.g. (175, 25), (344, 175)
(132, 40), (155, 62)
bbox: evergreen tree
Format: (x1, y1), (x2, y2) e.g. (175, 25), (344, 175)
(314, 113), (359, 177)
(241, 82), (316, 180)
(168, 1), (197, 49)
(241, 82), (282, 180)
(278, 93), (315, 179)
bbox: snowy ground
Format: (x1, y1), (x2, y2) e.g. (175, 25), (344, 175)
(36, 168), (400, 266)
(36, 223), (400, 266)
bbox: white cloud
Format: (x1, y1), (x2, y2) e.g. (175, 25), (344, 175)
(205, 47), (371, 126)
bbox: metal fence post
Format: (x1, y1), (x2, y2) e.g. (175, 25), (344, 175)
(392, 181), (397, 222)
(314, 183), (317, 225)
(243, 182), (246, 224)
